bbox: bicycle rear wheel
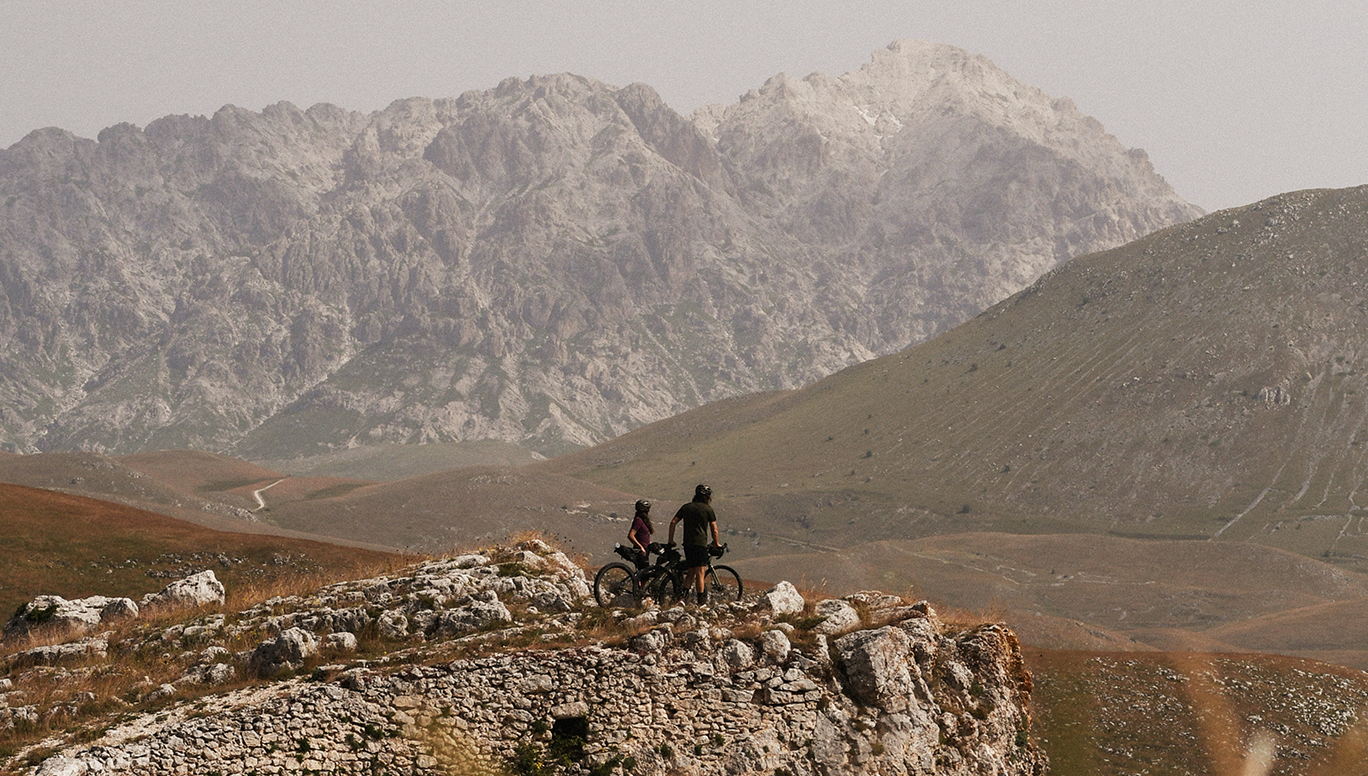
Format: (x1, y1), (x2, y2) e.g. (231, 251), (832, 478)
(594, 562), (639, 608)
(705, 565), (743, 603)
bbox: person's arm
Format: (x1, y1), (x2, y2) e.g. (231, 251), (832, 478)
(628, 522), (646, 553)
(668, 513), (680, 545)
(710, 519), (720, 547)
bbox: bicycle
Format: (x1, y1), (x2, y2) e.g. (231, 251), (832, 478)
(593, 542), (683, 608)
(594, 541), (743, 608)
(676, 542), (743, 605)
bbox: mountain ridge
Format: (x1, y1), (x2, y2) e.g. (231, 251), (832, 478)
(0, 40), (1200, 460)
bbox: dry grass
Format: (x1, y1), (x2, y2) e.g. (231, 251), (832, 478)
(0, 545), (417, 767)
(1030, 649), (1368, 776)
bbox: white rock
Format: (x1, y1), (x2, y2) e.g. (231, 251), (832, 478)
(813, 599), (861, 634)
(720, 639), (754, 670)
(140, 570), (225, 612)
(760, 629), (791, 664)
(325, 632), (359, 652)
(33, 755), (90, 775)
(763, 581), (807, 617)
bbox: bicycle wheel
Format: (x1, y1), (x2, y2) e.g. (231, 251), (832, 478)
(642, 567), (683, 606)
(705, 565), (743, 603)
(594, 563), (639, 608)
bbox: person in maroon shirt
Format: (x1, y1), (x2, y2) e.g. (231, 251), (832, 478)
(626, 499), (653, 569)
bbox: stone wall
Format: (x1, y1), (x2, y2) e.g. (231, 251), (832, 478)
(19, 541), (1045, 775)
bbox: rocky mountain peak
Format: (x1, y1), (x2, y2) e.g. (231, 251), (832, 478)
(0, 43), (1201, 460)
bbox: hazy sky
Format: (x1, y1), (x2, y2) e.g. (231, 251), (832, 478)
(3, 1), (1363, 212)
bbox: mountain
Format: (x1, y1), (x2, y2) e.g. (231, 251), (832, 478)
(0, 40), (1198, 461)
(546, 185), (1368, 570)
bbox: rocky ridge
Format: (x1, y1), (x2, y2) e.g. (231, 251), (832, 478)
(0, 40), (1200, 460)
(3, 539), (1044, 775)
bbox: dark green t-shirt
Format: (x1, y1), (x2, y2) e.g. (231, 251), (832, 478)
(674, 500), (716, 547)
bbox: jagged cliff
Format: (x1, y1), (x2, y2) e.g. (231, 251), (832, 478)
(5, 540), (1044, 775)
(0, 40), (1199, 460)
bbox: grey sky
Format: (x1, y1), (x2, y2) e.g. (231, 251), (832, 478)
(2, 1), (1363, 212)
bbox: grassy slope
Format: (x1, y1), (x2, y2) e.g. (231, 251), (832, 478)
(258, 466), (642, 559)
(727, 533), (1368, 666)
(0, 482), (399, 619)
(543, 187), (1368, 570)
(1030, 649), (1368, 776)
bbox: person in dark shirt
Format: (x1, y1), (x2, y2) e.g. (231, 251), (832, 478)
(668, 484), (721, 604)
(626, 499), (653, 569)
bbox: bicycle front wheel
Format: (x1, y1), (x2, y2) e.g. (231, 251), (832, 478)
(705, 565), (743, 603)
(594, 563), (639, 608)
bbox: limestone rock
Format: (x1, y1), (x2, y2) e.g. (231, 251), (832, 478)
(762, 580), (806, 617)
(759, 629), (791, 664)
(249, 627), (320, 677)
(140, 571), (225, 613)
(813, 598), (861, 634)
(4, 596), (137, 639)
(0, 41), (1199, 461)
(834, 626), (916, 712)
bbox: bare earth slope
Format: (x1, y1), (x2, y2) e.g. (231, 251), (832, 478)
(0, 40), (1198, 460)
(0, 481), (396, 618)
(726, 533), (1368, 668)
(547, 185), (1368, 570)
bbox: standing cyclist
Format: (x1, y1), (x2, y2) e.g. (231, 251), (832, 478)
(668, 484), (721, 605)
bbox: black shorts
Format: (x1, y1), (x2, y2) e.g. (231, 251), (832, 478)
(684, 544), (711, 569)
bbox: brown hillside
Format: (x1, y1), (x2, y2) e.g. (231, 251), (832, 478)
(546, 186), (1368, 569)
(1029, 649), (1368, 776)
(258, 466), (642, 557)
(1205, 597), (1368, 669)
(0, 482), (399, 620)
(727, 533), (1368, 662)
(120, 449), (284, 496)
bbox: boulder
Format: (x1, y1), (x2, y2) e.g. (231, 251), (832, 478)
(813, 599), (861, 634)
(720, 639), (754, 670)
(631, 626), (673, 653)
(428, 599), (513, 638)
(33, 756), (89, 776)
(760, 629), (791, 664)
(763, 581), (807, 617)
(249, 627), (320, 677)
(325, 631), (359, 652)
(7, 633), (110, 669)
(833, 626), (914, 713)
(4, 595), (138, 639)
(378, 610), (409, 639)
(140, 570), (225, 612)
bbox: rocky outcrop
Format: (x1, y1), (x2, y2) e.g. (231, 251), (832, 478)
(4, 596), (137, 640)
(137, 569), (225, 612)
(0, 40), (1200, 460)
(7, 540), (1044, 775)
(4, 571), (223, 642)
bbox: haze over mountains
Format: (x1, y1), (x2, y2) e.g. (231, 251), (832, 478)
(0, 40), (1198, 461)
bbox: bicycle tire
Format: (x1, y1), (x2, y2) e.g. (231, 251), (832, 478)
(705, 565), (743, 603)
(642, 566), (684, 606)
(594, 562), (640, 608)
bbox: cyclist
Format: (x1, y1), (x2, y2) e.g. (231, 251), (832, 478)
(667, 484), (721, 604)
(626, 499), (653, 570)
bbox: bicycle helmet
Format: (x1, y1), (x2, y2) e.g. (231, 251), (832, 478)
(695, 484), (711, 498)
(635, 499), (651, 513)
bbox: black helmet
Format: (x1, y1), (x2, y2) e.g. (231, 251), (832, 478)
(635, 499), (650, 513)
(695, 484), (711, 498)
